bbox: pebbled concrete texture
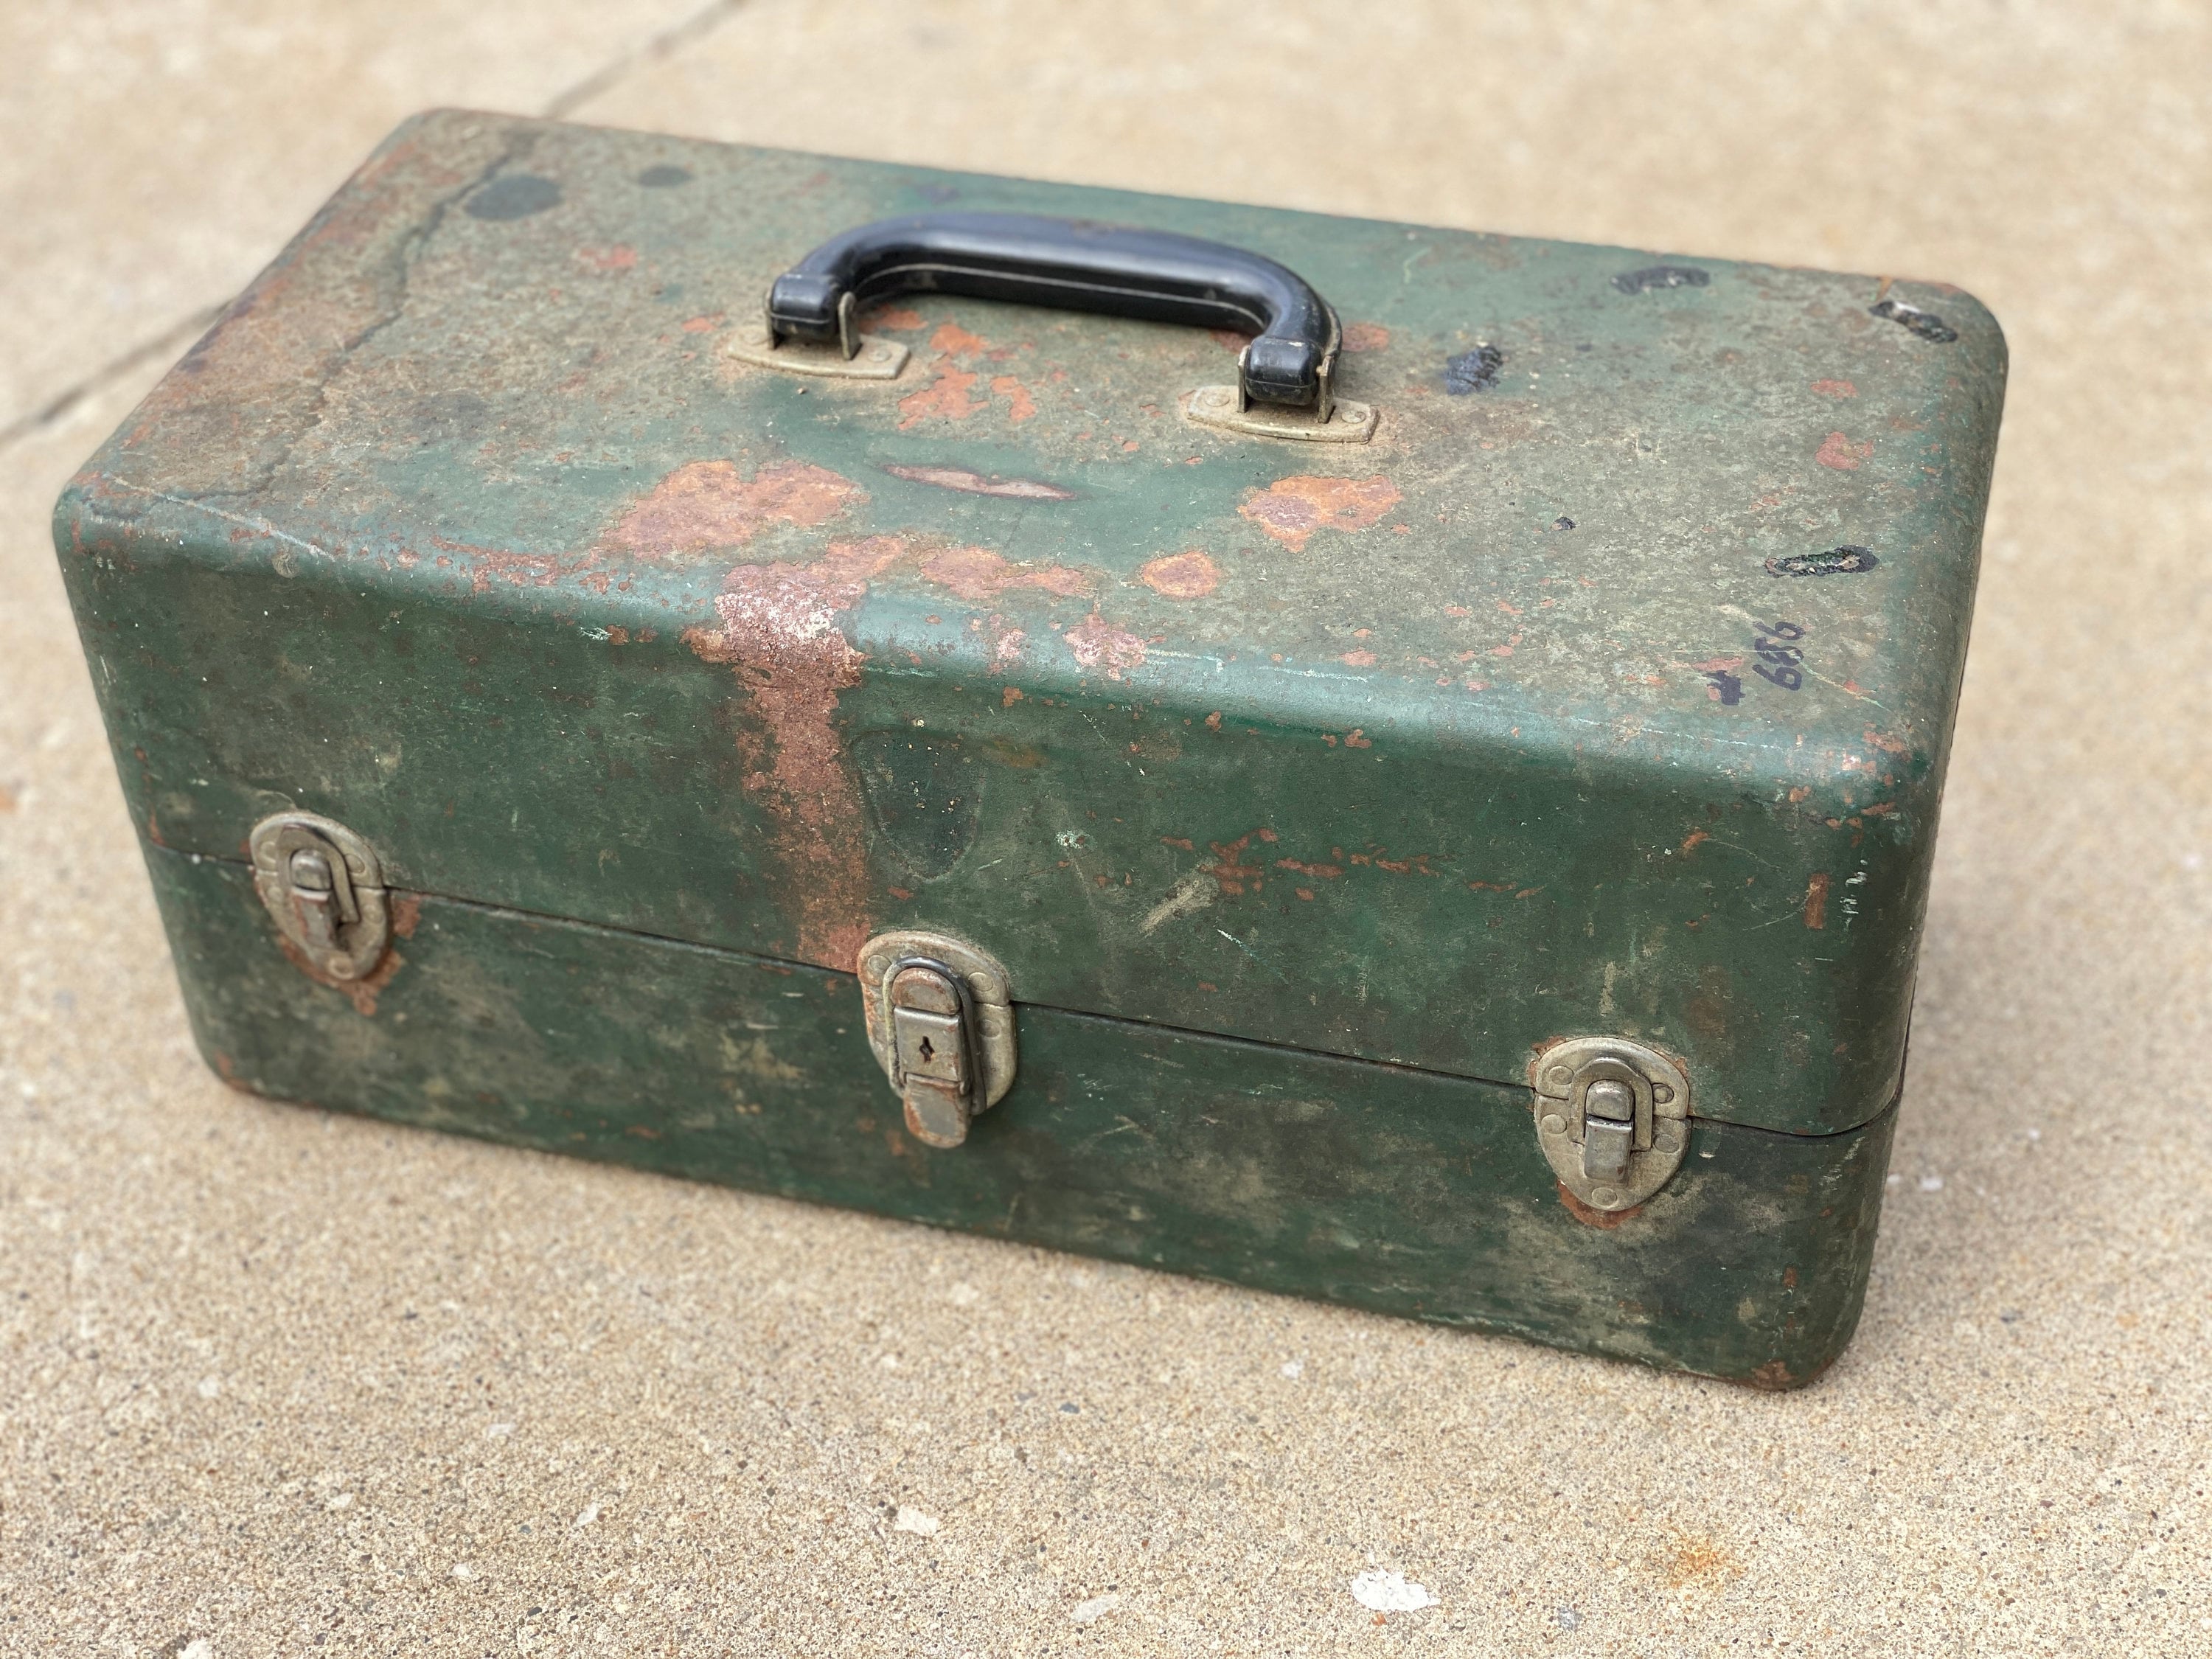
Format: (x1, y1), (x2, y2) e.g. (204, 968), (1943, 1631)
(1, 2), (2208, 1654)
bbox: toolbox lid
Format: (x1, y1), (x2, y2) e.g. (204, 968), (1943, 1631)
(59, 111), (2005, 1137)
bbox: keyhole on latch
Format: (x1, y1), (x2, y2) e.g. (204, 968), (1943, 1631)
(917, 1036), (936, 1062)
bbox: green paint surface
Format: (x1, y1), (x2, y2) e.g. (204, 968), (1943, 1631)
(151, 847), (1893, 1386)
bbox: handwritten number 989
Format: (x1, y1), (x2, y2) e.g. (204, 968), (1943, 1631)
(1753, 620), (1804, 689)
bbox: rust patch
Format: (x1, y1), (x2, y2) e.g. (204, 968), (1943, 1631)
(859, 305), (925, 331)
(603, 460), (862, 557)
(1276, 858), (1341, 880)
(684, 535), (910, 967)
(882, 464), (1074, 501)
(1680, 828), (1709, 856)
(1063, 614), (1147, 680)
(1238, 475), (1402, 551)
(574, 243), (637, 273)
(428, 532), (577, 594)
(1803, 872), (1830, 930)
(1137, 551), (1220, 599)
(1811, 378), (1857, 399)
(919, 546), (1091, 603)
(1558, 1181), (1644, 1230)
(1339, 650), (1376, 667)
(990, 375), (1039, 422)
(1815, 431), (1874, 471)
(898, 368), (983, 428)
(1341, 323), (1391, 352)
(929, 321), (988, 357)
(1742, 1359), (1801, 1391)
(1205, 832), (1267, 896)
(277, 930), (406, 1017)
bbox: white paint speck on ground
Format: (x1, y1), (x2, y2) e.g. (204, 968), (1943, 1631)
(325, 1492), (352, 1511)
(1351, 1570), (1439, 1613)
(179, 1643), (213, 1659)
(947, 1281), (981, 1306)
(1072, 1593), (1121, 1624)
(1920, 1175), (1944, 1192)
(895, 1505), (940, 1535)
(572, 1501), (599, 1529)
(1281, 1360), (1304, 1378)
(196, 1377), (220, 1399)
(486, 1422), (515, 1438)
(451, 1562), (475, 1580)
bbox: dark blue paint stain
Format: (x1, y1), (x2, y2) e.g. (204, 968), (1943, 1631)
(1443, 344), (1505, 394)
(466, 175), (563, 221)
(1767, 546), (1880, 578)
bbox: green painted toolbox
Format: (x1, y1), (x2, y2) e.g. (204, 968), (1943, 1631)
(54, 111), (2005, 1385)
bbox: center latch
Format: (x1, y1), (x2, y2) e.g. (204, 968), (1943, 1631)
(858, 930), (1018, 1149)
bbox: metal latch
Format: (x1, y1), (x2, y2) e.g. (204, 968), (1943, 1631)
(1530, 1036), (1692, 1213)
(248, 811), (391, 983)
(858, 930), (1017, 1149)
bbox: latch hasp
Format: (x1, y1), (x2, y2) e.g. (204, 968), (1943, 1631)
(248, 811), (391, 983)
(1530, 1036), (1691, 1212)
(857, 930), (1016, 1149)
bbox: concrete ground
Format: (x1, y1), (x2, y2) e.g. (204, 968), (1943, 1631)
(2, 2), (2207, 1653)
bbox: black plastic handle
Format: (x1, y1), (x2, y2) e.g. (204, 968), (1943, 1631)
(765, 212), (1341, 413)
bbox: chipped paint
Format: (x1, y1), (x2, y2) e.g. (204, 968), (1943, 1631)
(928, 321), (988, 357)
(882, 464), (1074, 500)
(990, 375), (1039, 421)
(1062, 614), (1147, 678)
(919, 545), (1091, 602)
(603, 460), (861, 557)
(1815, 431), (1874, 471)
(1136, 551), (1220, 599)
(897, 368), (983, 427)
(683, 537), (908, 967)
(859, 305), (925, 330)
(1803, 872), (1831, 930)
(1238, 475), (1402, 550)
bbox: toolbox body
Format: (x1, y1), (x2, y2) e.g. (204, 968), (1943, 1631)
(55, 112), (2004, 1385)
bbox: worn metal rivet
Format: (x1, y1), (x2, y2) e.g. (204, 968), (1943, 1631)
(1590, 1186), (1620, 1208)
(1546, 1065), (1572, 1086)
(1540, 1113), (1567, 1135)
